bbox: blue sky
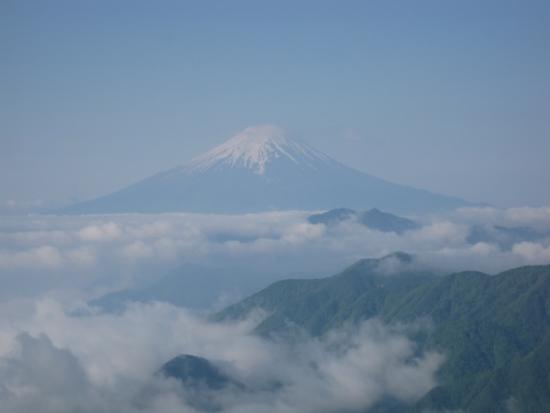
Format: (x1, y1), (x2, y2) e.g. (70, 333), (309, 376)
(2, 0), (549, 207)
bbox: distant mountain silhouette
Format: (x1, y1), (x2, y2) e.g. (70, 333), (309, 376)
(63, 125), (473, 214)
(467, 224), (549, 249)
(160, 354), (240, 391)
(308, 207), (421, 233)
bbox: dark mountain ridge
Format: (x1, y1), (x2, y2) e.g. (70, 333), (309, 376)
(308, 208), (421, 233)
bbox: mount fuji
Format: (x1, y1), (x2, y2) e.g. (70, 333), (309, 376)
(64, 125), (472, 214)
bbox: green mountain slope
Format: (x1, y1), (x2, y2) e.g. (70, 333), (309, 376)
(216, 255), (550, 412)
(217, 252), (434, 336)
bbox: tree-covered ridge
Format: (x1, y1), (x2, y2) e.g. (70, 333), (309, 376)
(217, 255), (550, 412)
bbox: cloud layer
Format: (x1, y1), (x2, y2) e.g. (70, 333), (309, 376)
(1, 207), (550, 303)
(0, 207), (549, 411)
(0, 299), (442, 413)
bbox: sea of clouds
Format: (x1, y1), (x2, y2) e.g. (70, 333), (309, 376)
(0, 299), (442, 413)
(1, 207), (550, 302)
(0, 207), (549, 412)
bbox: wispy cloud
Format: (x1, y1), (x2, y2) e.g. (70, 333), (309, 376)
(0, 299), (442, 413)
(0, 208), (549, 303)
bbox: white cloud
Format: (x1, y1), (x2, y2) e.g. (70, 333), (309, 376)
(0, 207), (548, 411)
(455, 206), (550, 230)
(66, 246), (97, 268)
(0, 299), (442, 413)
(512, 242), (550, 264)
(121, 240), (154, 260)
(0, 245), (63, 270)
(78, 222), (122, 242)
(470, 242), (499, 256)
(0, 209), (549, 302)
(409, 221), (468, 245)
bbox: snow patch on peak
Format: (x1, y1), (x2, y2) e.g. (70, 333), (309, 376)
(186, 125), (331, 175)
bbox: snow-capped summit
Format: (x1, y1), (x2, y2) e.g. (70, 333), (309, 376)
(186, 125), (330, 175)
(64, 126), (473, 214)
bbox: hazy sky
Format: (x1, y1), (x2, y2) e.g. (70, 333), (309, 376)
(2, 0), (549, 208)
